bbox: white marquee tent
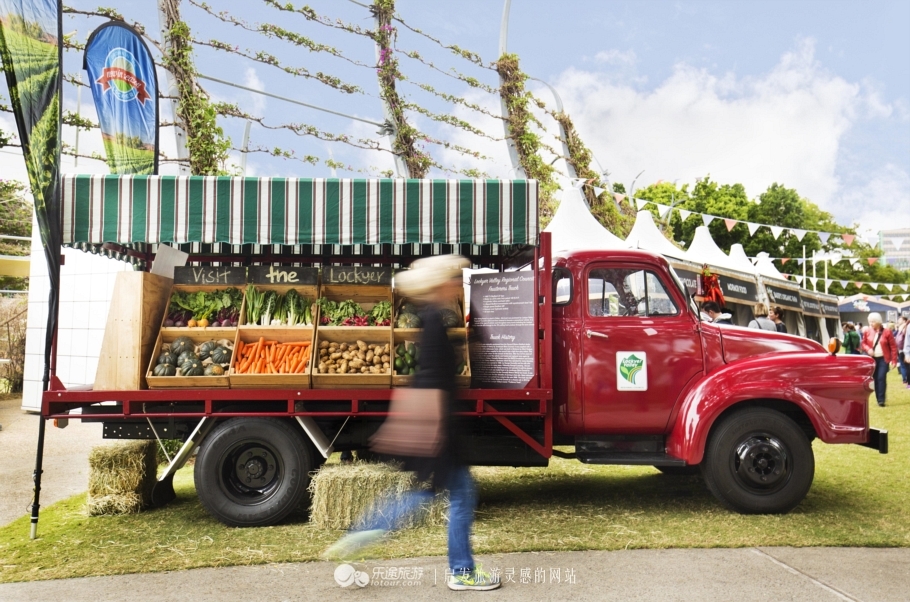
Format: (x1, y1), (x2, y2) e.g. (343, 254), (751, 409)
(544, 188), (626, 252)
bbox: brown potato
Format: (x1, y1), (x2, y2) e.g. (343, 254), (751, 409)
(366, 350), (374, 362)
(319, 340), (330, 349)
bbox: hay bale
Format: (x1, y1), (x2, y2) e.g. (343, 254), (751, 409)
(86, 440), (157, 516)
(308, 462), (448, 530)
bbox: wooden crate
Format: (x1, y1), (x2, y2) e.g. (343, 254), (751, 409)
(159, 284), (246, 340)
(312, 327), (392, 389)
(94, 272), (172, 391)
(229, 327), (314, 388)
(392, 289), (466, 329)
(391, 328), (470, 388)
(146, 330), (233, 389)
(318, 283), (392, 326)
(239, 283), (319, 330)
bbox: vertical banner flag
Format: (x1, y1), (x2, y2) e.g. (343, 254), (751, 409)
(0, 0), (62, 385)
(84, 21), (158, 174)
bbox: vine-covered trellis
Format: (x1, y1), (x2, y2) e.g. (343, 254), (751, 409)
(0, 0), (629, 234)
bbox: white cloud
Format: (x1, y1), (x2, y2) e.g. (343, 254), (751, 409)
(552, 38), (906, 233)
(594, 49), (637, 67)
(243, 68), (267, 116)
(834, 163), (910, 234)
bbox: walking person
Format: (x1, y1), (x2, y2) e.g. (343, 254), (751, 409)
(861, 312), (898, 407)
(324, 255), (500, 591)
(895, 316), (908, 386)
(842, 322), (861, 355)
(769, 306), (787, 333)
(904, 319), (910, 389)
(748, 303), (777, 331)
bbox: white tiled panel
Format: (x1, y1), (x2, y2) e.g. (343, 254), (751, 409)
(22, 214), (132, 411)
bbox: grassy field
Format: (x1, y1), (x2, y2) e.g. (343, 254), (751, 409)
(0, 372), (907, 584)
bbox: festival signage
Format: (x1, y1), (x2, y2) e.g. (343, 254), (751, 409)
(0, 0), (63, 388)
(84, 21), (158, 174)
(764, 283), (803, 311)
(469, 272), (536, 388)
(800, 293), (824, 317)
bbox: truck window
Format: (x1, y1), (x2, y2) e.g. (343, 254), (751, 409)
(553, 267), (572, 305)
(587, 268), (679, 317)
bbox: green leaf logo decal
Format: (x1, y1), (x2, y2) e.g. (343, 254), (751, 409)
(619, 354), (644, 385)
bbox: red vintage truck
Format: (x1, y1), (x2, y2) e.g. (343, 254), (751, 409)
(38, 175), (887, 528)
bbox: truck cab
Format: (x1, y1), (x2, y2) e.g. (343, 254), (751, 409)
(550, 249), (885, 514)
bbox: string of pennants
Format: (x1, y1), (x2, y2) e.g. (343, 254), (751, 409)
(775, 274), (909, 296)
(571, 179), (905, 250)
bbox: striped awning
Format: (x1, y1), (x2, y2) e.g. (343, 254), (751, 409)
(61, 175), (539, 247)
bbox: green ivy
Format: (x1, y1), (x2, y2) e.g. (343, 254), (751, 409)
(160, 6), (231, 175)
(495, 53), (558, 227)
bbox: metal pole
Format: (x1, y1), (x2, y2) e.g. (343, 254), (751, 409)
(74, 72), (81, 167)
(498, 0), (523, 176)
(29, 418), (47, 539)
(812, 250), (817, 291)
(528, 77), (574, 178)
(825, 259), (829, 294)
(802, 245), (806, 289)
(239, 120), (251, 176)
(158, 0), (190, 175)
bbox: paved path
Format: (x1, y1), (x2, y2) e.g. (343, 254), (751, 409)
(0, 397), (104, 526)
(1, 547), (907, 601)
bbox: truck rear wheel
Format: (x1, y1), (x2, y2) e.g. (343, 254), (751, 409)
(702, 408), (814, 514)
(195, 418), (314, 527)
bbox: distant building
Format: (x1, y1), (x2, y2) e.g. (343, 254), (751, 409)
(881, 227), (910, 270)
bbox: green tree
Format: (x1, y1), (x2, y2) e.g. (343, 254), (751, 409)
(0, 179), (31, 292)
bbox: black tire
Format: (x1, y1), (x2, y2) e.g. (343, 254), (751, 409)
(702, 408), (814, 514)
(194, 418), (314, 527)
(655, 465), (700, 476)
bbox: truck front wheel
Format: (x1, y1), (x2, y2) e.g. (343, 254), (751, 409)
(195, 418), (314, 527)
(702, 408), (814, 514)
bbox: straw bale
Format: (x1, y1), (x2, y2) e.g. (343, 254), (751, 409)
(86, 440), (157, 516)
(308, 462), (448, 530)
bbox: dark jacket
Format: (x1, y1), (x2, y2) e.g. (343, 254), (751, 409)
(405, 305), (464, 490)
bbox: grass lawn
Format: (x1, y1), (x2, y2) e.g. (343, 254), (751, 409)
(1, 372), (907, 583)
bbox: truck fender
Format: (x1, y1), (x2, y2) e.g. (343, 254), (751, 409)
(665, 353), (868, 465)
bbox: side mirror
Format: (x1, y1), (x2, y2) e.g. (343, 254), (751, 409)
(827, 338), (842, 355)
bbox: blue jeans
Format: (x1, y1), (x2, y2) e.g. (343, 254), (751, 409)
(356, 465), (476, 573)
(898, 352), (908, 383)
(873, 357), (889, 405)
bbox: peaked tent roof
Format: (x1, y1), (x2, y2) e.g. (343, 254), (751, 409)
(625, 210), (687, 260)
(728, 244), (762, 276)
(544, 187), (625, 251)
(686, 226), (755, 274)
(753, 251), (788, 279)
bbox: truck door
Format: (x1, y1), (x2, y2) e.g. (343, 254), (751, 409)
(581, 264), (703, 434)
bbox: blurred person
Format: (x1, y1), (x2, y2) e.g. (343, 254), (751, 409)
(748, 303), (777, 331)
(842, 322), (861, 355)
(701, 301), (732, 325)
(324, 255), (500, 591)
(769, 306), (787, 333)
(861, 312), (898, 407)
(904, 318), (910, 389)
(895, 316), (908, 385)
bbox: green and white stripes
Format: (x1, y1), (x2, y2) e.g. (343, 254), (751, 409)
(61, 175), (539, 246)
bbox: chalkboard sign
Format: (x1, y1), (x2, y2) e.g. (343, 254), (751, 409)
(248, 265), (318, 285)
(765, 284), (802, 310)
(469, 272), (536, 389)
(174, 266), (246, 286)
(719, 275), (759, 303)
(323, 266), (392, 285)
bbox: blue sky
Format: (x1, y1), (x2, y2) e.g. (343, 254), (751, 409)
(1, 0), (907, 237)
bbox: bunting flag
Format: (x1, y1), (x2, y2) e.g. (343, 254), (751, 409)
(891, 237), (905, 251)
(747, 222), (760, 236)
(654, 203), (669, 218)
(791, 228), (807, 241)
(793, 275), (804, 284)
(770, 225), (784, 239)
(592, 186), (605, 196)
(84, 21), (159, 175)
(614, 193), (626, 203)
(781, 258), (790, 265)
(636, 198), (649, 210)
(797, 258), (805, 265)
(702, 214), (715, 227)
(855, 281), (864, 289)
(723, 218), (737, 231)
(839, 280), (848, 288)
(884, 283), (893, 292)
(818, 232), (831, 244)
(678, 208), (692, 221)
(841, 233), (855, 246)
(902, 284), (909, 292)
(867, 257), (878, 266)
(809, 277), (817, 287)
